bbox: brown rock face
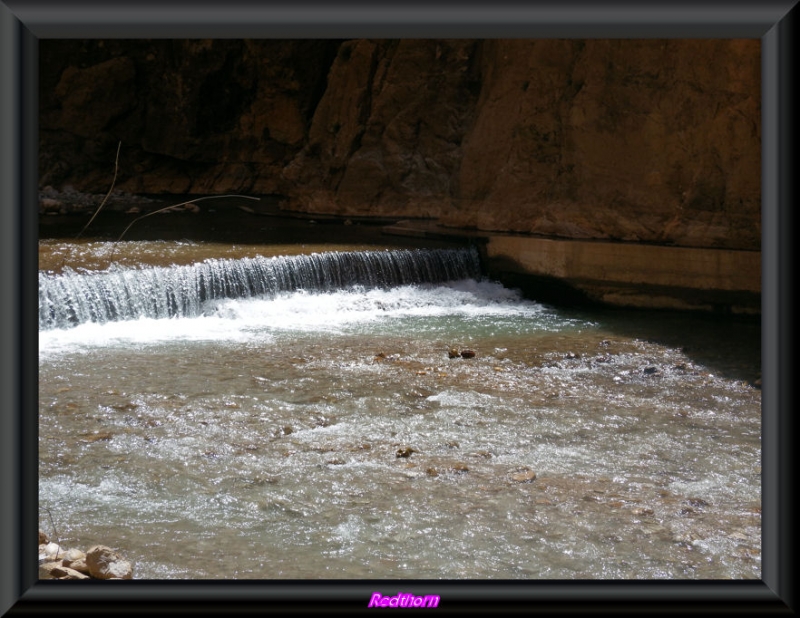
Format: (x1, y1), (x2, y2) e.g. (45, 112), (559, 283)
(52, 57), (136, 138)
(450, 40), (760, 250)
(284, 39), (481, 217)
(39, 39), (760, 251)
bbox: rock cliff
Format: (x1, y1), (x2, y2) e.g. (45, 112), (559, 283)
(39, 38), (760, 251)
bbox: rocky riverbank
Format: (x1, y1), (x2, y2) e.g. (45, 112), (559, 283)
(38, 529), (133, 580)
(39, 185), (158, 216)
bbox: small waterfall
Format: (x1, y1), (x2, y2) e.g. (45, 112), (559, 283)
(39, 247), (483, 330)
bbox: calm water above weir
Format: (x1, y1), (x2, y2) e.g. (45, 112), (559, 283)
(38, 219), (761, 580)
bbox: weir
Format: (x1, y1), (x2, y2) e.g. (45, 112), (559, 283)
(39, 247), (483, 330)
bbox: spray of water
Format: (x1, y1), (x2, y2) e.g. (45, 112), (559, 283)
(39, 247), (483, 330)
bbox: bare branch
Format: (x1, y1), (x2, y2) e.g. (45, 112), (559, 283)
(116, 195), (261, 242)
(77, 141), (121, 239)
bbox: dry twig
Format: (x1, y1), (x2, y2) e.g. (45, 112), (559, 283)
(77, 141), (121, 239)
(44, 506), (62, 558)
(115, 195), (261, 242)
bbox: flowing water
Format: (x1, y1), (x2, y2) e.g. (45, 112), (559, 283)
(38, 229), (761, 580)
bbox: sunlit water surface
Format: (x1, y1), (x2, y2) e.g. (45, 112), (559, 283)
(39, 240), (761, 580)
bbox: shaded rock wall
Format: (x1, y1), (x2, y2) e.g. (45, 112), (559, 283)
(40, 40), (339, 194)
(39, 38), (760, 250)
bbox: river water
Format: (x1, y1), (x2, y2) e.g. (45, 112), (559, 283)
(38, 212), (761, 580)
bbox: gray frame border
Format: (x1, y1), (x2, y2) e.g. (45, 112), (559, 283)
(2, 1), (796, 614)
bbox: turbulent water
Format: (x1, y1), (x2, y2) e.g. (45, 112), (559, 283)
(38, 240), (762, 580)
(39, 247), (482, 330)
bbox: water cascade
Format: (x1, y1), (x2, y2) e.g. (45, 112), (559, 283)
(39, 247), (483, 330)
(37, 238), (762, 579)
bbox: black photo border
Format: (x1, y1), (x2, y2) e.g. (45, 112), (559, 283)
(1, 1), (796, 614)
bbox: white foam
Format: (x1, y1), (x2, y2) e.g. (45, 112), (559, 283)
(38, 314), (270, 358)
(39, 280), (560, 357)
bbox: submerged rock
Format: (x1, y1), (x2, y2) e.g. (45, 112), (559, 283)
(509, 468), (537, 483)
(449, 463), (469, 474)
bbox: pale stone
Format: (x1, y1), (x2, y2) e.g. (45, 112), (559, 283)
(86, 545), (134, 580)
(66, 558), (91, 575)
(62, 547), (86, 564)
(49, 565), (91, 580)
(39, 562), (63, 579)
(62, 548), (90, 574)
(43, 541), (65, 560)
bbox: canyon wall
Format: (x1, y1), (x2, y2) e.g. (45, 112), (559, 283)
(39, 38), (761, 251)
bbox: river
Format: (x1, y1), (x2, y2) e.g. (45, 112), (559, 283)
(38, 208), (761, 579)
